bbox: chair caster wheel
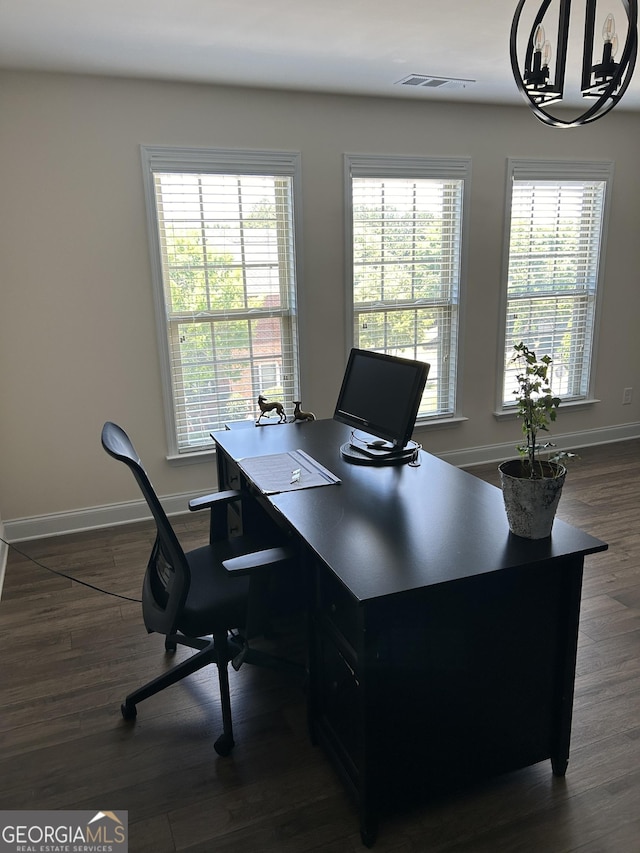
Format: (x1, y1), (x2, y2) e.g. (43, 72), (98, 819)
(121, 702), (137, 721)
(165, 638), (177, 652)
(214, 733), (234, 756)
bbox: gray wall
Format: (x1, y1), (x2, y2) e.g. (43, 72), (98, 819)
(1, 70), (639, 535)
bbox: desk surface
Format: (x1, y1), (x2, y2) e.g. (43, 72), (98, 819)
(213, 419), (607, 603)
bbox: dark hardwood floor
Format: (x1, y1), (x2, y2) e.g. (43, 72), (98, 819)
(1, 440), (639, 852)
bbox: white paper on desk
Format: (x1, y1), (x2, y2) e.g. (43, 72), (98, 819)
(238, 449), (341, 495)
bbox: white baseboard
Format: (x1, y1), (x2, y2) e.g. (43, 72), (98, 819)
(3, 491), (206, 543)
(3, 423), (640, 543)
(439, 422), (640, 468)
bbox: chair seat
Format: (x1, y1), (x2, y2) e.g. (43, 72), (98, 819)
(178, 539), (253, 637)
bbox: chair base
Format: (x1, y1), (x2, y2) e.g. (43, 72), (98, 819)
(121, 630), (305, 755)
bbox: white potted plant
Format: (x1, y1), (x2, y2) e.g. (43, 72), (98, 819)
(499, 342), (573, 539)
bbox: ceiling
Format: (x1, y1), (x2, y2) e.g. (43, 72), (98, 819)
(2, 0), (639, 111)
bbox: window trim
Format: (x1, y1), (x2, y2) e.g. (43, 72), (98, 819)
(343, 153), (471, 422)
(496, 158), (613, 413)
(141, 145), (303, 457)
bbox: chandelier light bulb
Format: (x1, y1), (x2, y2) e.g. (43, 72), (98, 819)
(602, 13), (616, 42)
(610, 32), (619, 57)
(534, 23), (546, 51)
(542, 40), (552, 66)
(597, 12), (619, 79)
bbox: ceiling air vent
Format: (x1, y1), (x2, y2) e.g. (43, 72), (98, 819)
(396, 74), (475, 90)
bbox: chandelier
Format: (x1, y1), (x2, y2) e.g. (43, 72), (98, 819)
(510, 0), (638, 126)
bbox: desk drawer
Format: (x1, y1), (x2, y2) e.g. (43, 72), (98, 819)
(218, 455), (242, 491)
(317, 633), (361, 777)
(317, 569), (359, 653)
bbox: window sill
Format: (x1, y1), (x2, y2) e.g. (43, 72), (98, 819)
(415, 415), (469, 431)
(166, 449), (216, 467)
(493, 398), (601, 421)
(166, 416), (469, 463)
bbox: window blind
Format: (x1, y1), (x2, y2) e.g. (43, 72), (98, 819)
(503, 166), (609, 405)
(349, 157), (469, 419)
(144, 150), (300, 453)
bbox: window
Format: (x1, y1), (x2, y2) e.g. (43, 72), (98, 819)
(501, 159), (612, 407)
(142, 147), (301, 454)
(346, 155), (470, 420)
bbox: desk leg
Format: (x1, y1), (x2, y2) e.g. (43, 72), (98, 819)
(307, 617), (319, 747)
(358, 611), (379, 849)
(360, 819), (378, 849)
(358, 740), (378, 848)
(550, 558), (584, 777)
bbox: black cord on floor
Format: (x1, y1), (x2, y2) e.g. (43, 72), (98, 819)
(1, 535), (142, 603)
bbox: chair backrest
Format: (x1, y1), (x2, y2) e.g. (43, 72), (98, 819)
(101, 421), (189, 636)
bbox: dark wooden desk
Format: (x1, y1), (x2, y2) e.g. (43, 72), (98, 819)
(213, 419), (608, 847)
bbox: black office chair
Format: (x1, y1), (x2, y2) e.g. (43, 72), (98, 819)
(101, 421), (298, 756)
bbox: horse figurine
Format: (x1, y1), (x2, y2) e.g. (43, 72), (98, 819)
(293, 401), (316, 423)
(257, 394), (287, 424)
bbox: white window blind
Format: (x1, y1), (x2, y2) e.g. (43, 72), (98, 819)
(347, 156), (469, 419)
(502, 160), (611, 406)
(142, 148), (300, 453)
